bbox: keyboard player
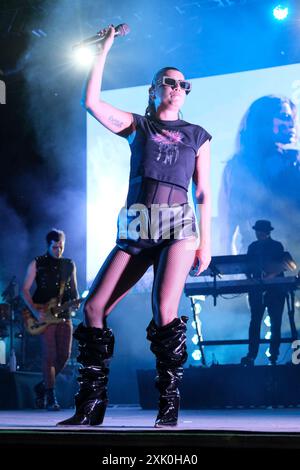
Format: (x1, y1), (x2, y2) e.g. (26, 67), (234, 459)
(241, 220), (287, 367)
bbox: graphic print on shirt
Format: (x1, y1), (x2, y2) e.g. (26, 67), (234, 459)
(152, 130), (183, 165)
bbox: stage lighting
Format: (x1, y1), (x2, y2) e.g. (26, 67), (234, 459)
(73, 47), (94, 67)
(191, 316), (202, 330)
(191, 349), (201, 361)
(81, 289), (89, 298)
(194, 302), (202, 315)
(264, 315), (271, 328)
(192, 334), (199, 345)
(265, 331), (271, 340)
(191, 295), (205, 302)
(265, 347), (271, 358)
(273, 4), (289, 20)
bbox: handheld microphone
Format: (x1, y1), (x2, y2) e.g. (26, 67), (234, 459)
(189, 260), (201, 277)
(73, 23), (130, 50)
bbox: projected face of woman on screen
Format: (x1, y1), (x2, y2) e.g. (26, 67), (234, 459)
(272, 101), (297, 145)
(218, 94), (300, 256)
(237, 95), (298, 153)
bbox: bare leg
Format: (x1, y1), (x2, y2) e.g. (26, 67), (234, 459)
(55, 321), (73, 375)
(41, 325), (57, 389)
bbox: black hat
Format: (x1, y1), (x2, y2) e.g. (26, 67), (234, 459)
(252, 220), (274, 233)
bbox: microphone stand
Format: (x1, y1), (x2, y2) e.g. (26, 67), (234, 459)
(286, 290), (298, 341)
(9, 305), (16, 372)
(2, 276), (18, 372)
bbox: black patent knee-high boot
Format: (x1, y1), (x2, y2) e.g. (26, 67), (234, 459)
(146, 316), (188, 428)
(57, 322), (114, 426)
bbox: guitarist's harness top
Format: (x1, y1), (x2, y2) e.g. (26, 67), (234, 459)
(32, 254), (77, 305)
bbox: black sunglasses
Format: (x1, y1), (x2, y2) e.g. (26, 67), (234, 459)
(157, 76), (192, 94)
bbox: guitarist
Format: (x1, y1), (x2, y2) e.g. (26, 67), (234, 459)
(22, 229), (79, 411)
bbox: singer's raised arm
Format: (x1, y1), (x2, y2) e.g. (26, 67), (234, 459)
(82, 26), (134, 136)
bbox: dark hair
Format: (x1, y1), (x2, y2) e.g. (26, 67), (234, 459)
(235, 95), (297, 158)
(145, 66), (182, 118)
(46, 229), (65, 246)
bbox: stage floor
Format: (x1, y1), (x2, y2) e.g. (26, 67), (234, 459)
(1, 406), (300, 433)
(2, 406), (300, 457)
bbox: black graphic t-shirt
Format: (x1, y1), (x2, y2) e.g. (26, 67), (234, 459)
(126, 114), (212, 191)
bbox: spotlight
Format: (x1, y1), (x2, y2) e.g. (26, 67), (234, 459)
(273, 4), (289, 20)
(191, 349), (201, 361)
(192, 334), (199, 345)
(265, 347), (271, 358)
(265, 331), (271, 340)
(264, 315), (271, 328)
(81, 289), (89, 298)
(191, 319), (201, 330)
(194, 303), (202, 315)
(73, 47), (94, 67)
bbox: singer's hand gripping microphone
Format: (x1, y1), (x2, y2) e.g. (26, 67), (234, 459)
(73, 23), (130, 50)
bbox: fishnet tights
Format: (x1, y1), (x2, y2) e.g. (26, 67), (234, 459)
(84, 238), (196, 328)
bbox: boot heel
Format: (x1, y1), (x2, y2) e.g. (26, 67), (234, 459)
(57, 398), (108, 426)
(88, 399), (108, 425)
(155, 395), (180, 427)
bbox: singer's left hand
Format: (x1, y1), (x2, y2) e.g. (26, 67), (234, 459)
(192, 246), (211, 276)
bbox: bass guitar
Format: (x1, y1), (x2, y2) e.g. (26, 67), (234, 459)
(22, 297), (83, 335)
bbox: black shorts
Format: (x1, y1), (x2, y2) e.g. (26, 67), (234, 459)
(116, 203), (197, 256)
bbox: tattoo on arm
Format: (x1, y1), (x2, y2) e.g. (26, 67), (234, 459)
(108, 115), (124, 129)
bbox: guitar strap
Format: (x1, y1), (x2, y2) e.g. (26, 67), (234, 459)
(57, 259), (69, 305)
(58, 280), (66, 306)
